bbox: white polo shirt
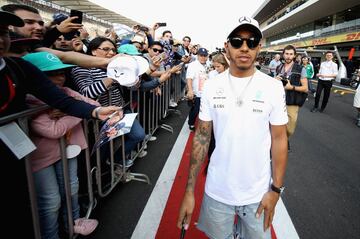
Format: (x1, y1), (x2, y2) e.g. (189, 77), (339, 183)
(200, 69), (288, 205)
(319, 61), (338, 81)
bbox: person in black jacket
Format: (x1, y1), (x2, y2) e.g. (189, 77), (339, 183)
(0, 11), (120, 239)
(275, 45), (308, 142)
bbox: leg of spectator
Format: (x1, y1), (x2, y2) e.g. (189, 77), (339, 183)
(286, 105), (299, 137)
(321, 81), (333, 111)
(33, 164), (62, 239)
(188, 97), (201, 128)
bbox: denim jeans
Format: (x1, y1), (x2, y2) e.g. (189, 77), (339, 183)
(112, 117), (145, 162)
(188, 97), (201, 126)
(197, 193), (271, 239)
(33, 158), (80, 239)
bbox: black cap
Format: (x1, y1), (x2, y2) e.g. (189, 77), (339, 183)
(0, 11), (24, 27)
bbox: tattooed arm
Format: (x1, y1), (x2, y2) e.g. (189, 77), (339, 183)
(177, 119), (212, 229)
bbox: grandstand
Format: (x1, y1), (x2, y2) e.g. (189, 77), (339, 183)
(0, 0), (143, 37)
(254, 0), (360, 68)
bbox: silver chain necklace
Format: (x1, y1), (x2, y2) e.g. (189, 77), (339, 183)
(227, 71), (255, 107)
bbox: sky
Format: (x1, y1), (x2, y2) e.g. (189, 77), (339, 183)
(88, 0), (266, 52)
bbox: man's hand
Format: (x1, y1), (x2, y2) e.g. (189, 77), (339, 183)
(256, 191), (280, 231)
(177, 191), (195, 230)
(170, 64), (182, 74)
(92, 106), (122, 121)
(57, 16), (83, 33)
(159, 71), (171, 83)
(186, 90), (194, 100)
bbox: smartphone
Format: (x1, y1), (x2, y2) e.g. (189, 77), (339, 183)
(157, 22), (167, 27)
(139, 26), (149, 32)
(70, 9), (83, 24)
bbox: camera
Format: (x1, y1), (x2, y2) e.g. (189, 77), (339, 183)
(157, 22), (167, 27)
(278, 74), (289, 86)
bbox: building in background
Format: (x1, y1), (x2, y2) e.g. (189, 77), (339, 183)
(253, 0), (360, 76)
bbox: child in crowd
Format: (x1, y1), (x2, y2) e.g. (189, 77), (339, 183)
(23, 52), (99, 238)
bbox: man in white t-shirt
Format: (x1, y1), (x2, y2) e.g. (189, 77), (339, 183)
(186, 48), (209, 130)
(177, 16), (288, 239)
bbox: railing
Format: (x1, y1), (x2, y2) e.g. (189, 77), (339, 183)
(0, 70), (183, 239)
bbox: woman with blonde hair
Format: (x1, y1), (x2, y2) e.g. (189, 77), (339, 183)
(208, 53), (229, 79)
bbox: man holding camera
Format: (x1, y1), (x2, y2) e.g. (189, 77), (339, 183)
(276, 45), (308, 143)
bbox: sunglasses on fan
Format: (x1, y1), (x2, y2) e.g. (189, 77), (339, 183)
(227, 37), (260, 49)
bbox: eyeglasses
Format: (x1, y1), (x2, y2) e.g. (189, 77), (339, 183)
(227, 37), (260, 49)
(97, 47), (117, 53)
(152, 48), (164, 53)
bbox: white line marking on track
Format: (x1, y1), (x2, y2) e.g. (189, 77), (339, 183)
(273, 198), (300, 239)
(131, 120), (190, 239)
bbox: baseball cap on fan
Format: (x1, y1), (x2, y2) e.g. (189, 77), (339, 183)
(0, 10), (24, 27)
(227, 16), (263, 39)
(107, 55), (149, 87)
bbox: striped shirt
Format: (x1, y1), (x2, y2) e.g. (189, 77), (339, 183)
(71, 67), (125, 107)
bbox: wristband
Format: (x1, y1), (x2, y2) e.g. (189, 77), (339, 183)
(293, 86), (296, 91)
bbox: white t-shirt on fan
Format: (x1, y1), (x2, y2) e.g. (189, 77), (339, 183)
(199, 69), (288, 205)
(186, 60), (208, 97)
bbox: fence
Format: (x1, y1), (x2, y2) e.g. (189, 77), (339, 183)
(0, 69), (184, 239)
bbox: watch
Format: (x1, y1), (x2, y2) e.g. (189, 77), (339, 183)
(271, 184), (285, 194)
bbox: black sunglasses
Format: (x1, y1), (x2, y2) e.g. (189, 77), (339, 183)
(228, 37), (260, 49)
(152, 48), (164, 53)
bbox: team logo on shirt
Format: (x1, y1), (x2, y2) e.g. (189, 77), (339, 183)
(213, 87), (226, 99)
(252, 90), (264, 103)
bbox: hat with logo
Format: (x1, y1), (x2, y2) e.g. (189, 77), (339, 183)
(227, 16), (263, 39)
(118, 44), (141, 55)
(107, 55), (149, 87)
(22, 52), (75, 72)
(0, 10), (24, 27)
(197, 48), (208, 56)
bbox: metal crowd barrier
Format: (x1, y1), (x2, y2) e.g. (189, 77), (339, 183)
(0, 68), (184, 238)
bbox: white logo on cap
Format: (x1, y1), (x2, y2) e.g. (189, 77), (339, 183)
(239, 16), (251, 24)
(47, 54), (58, 62)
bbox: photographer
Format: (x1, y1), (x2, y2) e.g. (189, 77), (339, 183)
(276, 45), (308, 149)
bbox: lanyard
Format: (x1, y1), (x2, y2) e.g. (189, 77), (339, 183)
(0, 74), (16, 113)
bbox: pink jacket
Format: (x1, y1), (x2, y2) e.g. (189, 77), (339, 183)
(27, 87), (100, 172)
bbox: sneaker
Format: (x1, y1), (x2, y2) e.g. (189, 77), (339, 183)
(145, 134), (157, 141)
(356, 120), (360, 127)
(74, 218), (98, 236)
(137, 150), (147, 158)
(169, 99), (178, 107)
(117, 158), (134, 168)
(149, 136), (157, 141)
(319, 108), (324, 113)
(189, 125), (195, 131)
(311, 107), (318, 113)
